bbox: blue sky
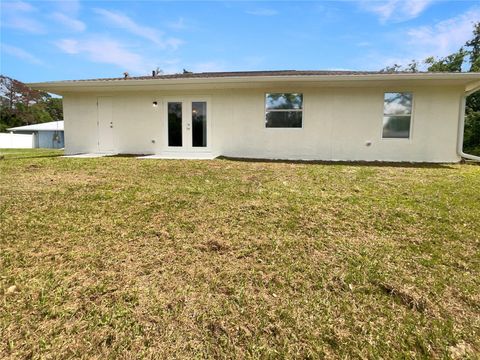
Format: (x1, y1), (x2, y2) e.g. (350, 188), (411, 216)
(0, 1), (479, 82)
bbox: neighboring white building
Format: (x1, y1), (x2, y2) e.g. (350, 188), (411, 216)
(7, 121), (64, 149)
(0, 133), (34, 149)
(28, 70), (480, 162)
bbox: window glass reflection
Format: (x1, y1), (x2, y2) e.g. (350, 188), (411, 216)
(168, 102), (182, 146)
(266, 93), (303, 110)
(192, 102), (207, 147)
(266, 111), (302, 128)
(384, 92), (412, 115)
(265, 93), (303, 128)
(383, 92), (412, 139)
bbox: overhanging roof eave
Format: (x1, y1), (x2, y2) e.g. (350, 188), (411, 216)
(27, 72), (480, 94)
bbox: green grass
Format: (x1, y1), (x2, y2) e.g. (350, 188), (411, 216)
(1, 149), (479, 359)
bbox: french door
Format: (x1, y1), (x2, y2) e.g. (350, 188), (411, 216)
(165, 97), (211, 152)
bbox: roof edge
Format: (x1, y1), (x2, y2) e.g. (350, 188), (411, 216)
(27, 72), (480, 94)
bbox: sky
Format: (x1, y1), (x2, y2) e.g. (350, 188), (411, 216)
(0, 0), (479, 82)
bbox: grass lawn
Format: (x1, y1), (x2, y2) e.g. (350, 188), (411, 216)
(1, 149), (479, 359)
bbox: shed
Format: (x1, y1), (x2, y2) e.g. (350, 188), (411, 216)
(7, 121), (64, 149)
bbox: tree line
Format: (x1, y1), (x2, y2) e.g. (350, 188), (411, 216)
(0, 75), (62, 132)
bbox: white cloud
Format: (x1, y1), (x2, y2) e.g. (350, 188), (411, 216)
(56, 39), (80, 54)
(51, 12), (86, 32)
(246, 8), (278, 16)
(3, 16), (45, 33)
(354, 7), (479, 70)
(93, 8), (156, 41)
(1, 1), (45, 33)
(407, 0), (434, 19)
(1, 43), (43, 65)
(55, 37), (153, 74)
(55, 0), (81, 16)
(361, 0), (435, 23)
(1, 1), (35, 12)
(93, 8), (183, 50)
(406, 8), (480, 58)
(384, 100), (409, 114)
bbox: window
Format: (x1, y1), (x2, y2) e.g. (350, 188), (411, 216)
(265, 93), (303, 128)
(382, 92), (413, 139)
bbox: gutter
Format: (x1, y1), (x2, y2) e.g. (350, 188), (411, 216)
(457, 87), (480, 162)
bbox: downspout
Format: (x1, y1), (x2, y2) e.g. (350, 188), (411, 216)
(457, 89), (480, 162)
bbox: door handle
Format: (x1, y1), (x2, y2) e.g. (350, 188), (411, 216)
(187, 123), (191, 130)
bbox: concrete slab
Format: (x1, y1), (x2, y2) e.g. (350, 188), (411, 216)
(62, 153), (116, 158)
(137, 153), (217, 160)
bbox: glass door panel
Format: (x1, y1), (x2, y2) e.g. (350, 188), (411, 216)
(192, 102), (207, 147)
(168, 102), (182, 147)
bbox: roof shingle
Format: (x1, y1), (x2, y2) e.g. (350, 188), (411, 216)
(54, 70), (418, 83)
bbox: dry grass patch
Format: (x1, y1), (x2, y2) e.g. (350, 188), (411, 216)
(1, 149), (479, 358)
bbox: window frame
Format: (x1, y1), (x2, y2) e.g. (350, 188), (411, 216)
(264, 92), (304, 129)
(381, 91), (414, 140)
(163, 95), (212, 152)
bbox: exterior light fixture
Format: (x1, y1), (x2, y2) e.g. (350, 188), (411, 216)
(152, 101), (158, 107)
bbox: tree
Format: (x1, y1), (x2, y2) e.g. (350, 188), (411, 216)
(0, 75), (63, 132)
(0, 75), (48, 109)
(465, 23), (480, 155)
(466, 22), (480, 72)
(45, 97), (63, 121)
(406, 60), (420, 73)
(380, 64), (402, 73)
(424, 48), (467, 72)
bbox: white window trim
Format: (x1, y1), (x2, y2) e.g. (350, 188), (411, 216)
(381, 92), (414, 140)
(265, 93), (304, 129)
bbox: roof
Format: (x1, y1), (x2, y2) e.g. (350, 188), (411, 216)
(8, 121), (64, 132)
(38, 70), (401, 83)
(28, 70), (480, 83)
(27, 70), (480, 95)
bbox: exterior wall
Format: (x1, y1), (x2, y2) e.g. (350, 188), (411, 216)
(63, 95), (99, 154)
(37, 131), (64, 148)
(0, 133), (34, 148)
(10, 130), (64, 148)
(63, 93), (161, 154)
(62, 85), (463, 162)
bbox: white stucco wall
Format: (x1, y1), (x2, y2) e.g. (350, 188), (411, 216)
(62, 84), (463, 162)
(0, 133), (34, 149)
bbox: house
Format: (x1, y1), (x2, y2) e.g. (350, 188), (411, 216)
(28, 70), (480, 162)
(7, 121), (64, 149)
